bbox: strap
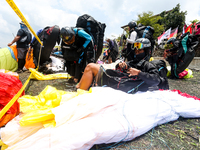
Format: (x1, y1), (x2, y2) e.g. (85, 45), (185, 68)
(142, 26), (150, 38)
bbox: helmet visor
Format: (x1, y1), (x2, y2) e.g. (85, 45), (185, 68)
(133, 42), (144, 50)
(62, 35), (75, 45)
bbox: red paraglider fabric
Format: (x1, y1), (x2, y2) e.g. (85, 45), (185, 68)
(0, 72), (24, 127)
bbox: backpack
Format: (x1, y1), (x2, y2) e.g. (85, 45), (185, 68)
(113, 39), (119, 54)
(164, 33), (199, 78)
(32, 25), (60, 66)
(135, 25), (155, 56)
(76, 14), (106, 62)
(150, 60), (169, 90)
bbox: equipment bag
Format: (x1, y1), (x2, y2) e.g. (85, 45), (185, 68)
(32, 25), (61, 66)
(150, 60), (169, 90)
(135, 25), (155, 56)
(76, 14), (106, 62)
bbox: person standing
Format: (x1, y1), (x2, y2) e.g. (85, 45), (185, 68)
(8, 21), (32, 73)
(122, 21), (137, 61)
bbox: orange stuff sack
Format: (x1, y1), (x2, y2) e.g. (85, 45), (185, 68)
(10, 45), (35, 69)
(0, 72), (24, 127)
(25, 48), (35, 69)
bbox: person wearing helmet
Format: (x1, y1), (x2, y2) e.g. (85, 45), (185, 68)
(8, 21), (32, 73)
(76, 38), (165, 93)
(60, 26), (95, 83)
(122, 21), (137, 61)
(164, 37), (181, 78)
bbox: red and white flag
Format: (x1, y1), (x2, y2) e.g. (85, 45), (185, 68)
(157, 28), (171, 45)
(168, 27), (178, 39)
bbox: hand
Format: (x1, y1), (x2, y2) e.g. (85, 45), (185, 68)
(119, 62), (127, 69)
(127, 68), (141, 76)
(7, 43), (12, 46)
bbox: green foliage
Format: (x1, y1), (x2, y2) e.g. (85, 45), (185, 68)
(159, 4), (187, 32)
(164, 43), (173, 50)
(190, 19), (199, 24)
(136, 11), (164, 39)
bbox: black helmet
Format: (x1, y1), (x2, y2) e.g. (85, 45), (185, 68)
(132, 38), (151, 60)
(166, 37), (180, 48)
(128, 21), (137, 30)
(60, 27), (75, 45)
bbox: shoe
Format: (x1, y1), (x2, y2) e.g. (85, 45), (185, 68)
(16, 69), (23, 73)
(67, 78), (75, 84)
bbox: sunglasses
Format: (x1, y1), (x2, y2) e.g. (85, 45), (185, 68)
(133, 42), (144, 50)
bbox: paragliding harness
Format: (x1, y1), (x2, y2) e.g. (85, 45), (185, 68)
(164, 33), (199, 78)
(76, 14), (106, 62)
(31, 25), (60, 67)
(135, 25), (155, 58)
(150, 60), (169, 90)
(95, 59), (169, 94)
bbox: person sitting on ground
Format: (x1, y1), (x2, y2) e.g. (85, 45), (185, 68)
(7, 21), (32, 73)
(76, 38), (167, 93)
(60, 26), (95, 83)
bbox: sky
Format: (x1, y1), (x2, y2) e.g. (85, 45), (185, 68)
(0, 0), (200, 48)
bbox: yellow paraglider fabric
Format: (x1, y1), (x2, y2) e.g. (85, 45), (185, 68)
(18, 85), (91, 127)
(29, 68), (71, 80)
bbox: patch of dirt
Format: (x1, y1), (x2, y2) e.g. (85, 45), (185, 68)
(18, 70), (200, 150)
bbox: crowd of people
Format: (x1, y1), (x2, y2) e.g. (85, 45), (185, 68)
(7, 19), (200, 94)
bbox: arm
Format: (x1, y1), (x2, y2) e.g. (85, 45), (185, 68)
(31, 29), (43, 44)
(75, 29), (92, 48)
(7, 35), (20, 46)
(126, 31), (137, 44)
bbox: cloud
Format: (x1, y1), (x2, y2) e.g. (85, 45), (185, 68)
(0, 0), (200, 48)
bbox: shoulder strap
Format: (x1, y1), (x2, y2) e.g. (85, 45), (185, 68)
(142, 26), (150, 38)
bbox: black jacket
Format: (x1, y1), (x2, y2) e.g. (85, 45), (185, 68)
(98, 59), (161, 93)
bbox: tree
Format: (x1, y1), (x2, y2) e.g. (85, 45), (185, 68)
(159, 4), (187, 33)
(136, 11), (164, 39)
(190, 19), (200, 34)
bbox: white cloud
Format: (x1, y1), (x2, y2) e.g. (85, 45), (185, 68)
(0, 0), (200, 48)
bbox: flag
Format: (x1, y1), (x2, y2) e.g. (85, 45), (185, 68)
(157, 31), (165, 45)
(185, 23), (195, 34)
(157, 28), (171, 45)
(168, 27), (178, 39)
(182, 24), (187, 35)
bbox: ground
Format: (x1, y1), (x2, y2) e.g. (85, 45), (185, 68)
(18, 69), (200, 150)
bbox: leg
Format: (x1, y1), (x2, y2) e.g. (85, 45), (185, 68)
(76, 63), (100, 90)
